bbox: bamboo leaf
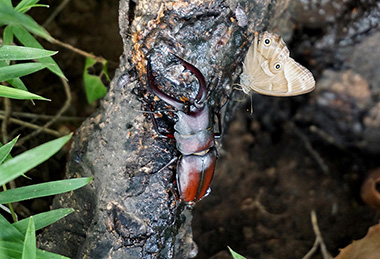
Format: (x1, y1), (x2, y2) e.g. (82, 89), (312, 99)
(7, 77), (28, 91)
(0, 241), (71, 259)
(0, 45), (57, 60)
(0, 134), (72, 186)
(0, 0), (12, 8)
(0, 213), (24, 243)
(22, 217), (36, 259)
(16, 0), (46, 13)
(11, 25), (66, 79)
(0, 60), (27, 90)
(12, 208), (74, 234)
(3, 25), (14, 45)
(0, 177), (92, 204)
(0, 3), (52, 41)
(0, 62), (47, 82)
(0, 85), (48, 100)
(0, 135), (18, 164)
(228, 247), (246, 259)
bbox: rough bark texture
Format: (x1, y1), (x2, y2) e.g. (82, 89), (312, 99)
(37, 0), (380, 258)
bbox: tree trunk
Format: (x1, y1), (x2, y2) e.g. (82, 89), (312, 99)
(35, 0), (314, 258)
(37, 0), (380, 258)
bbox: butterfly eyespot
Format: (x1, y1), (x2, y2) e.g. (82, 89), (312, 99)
(241, 31), (316, 96)
(274, 63), (281, 70)
(263, 38), (271, 46)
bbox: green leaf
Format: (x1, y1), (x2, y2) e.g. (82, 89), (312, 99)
(0, 134), (72, 186)
(0, 85), (49, 100)
(18, 4), (49, 13)
(0, 59), (8, 67)
(0, 135), (18, 164)
(0, 59), (28, 91)
(11, 25), (66, 79)
(228, 247), (246, 259)
(0, 62), (47, 82)
(102, 60), (110, 81)
(0, 241), (71, 259)
(0, 240), (20, 259)
(7, 77), (28, 91)
(0, 240), (23, 259)
(22, 217), (36, 259)
(16, 0), (45, 13)
(0, 3), (52, 41)
(3, 25), (14, 45)
(0, 177), (92, 204)
(0, 0), (12, 8)
(0, 45), (57, 60)
(13, 208), (74, 234)
(0, 213), (24, 243)
(83, 57), (107, 103)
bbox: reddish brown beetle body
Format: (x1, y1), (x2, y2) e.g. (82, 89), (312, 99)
(147, 55), (217, 204)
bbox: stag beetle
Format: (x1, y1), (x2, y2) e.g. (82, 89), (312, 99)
(147, 54), (218, 205)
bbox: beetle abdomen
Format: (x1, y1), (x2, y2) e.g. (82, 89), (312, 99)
(177, 148), (217, 203)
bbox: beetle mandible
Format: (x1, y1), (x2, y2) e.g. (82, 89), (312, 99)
(147, 54), (218, 205)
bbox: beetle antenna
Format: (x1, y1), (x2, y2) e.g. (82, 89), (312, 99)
(134, 108), (176, 114)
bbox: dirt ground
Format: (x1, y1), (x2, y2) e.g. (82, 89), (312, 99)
(11, 1), (380, 258)
(193, 102), (379, 258)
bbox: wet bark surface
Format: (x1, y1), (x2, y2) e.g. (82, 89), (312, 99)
(30, 0), (380, 258)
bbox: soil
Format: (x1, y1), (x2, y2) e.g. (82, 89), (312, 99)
(7, 1), (380, 258)
(192, 103), (378, 258)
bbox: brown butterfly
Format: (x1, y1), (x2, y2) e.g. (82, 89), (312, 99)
(240, 31), (315, 97)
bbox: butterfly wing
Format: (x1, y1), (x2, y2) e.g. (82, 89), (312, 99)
(281, 58), (316, 96)
(241, 32), (315, 97)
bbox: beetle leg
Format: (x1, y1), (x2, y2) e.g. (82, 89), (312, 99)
(213, 97), (230, 139)
(149, 113), (175, 139)
(213, 112), (222, 139)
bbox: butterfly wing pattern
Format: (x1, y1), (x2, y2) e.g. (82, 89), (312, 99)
(240, 32), (315, 97)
